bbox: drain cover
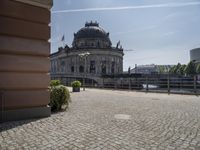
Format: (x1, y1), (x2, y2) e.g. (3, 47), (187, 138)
(114, 114), (131, 120)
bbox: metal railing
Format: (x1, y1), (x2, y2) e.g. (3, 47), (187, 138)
(58, 75), (200, 95)
(98, 76), (200, 95)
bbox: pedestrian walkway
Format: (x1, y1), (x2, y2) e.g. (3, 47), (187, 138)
(1, 89), (200, 149)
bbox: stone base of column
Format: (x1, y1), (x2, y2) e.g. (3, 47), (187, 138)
(0, 106), (51, 123)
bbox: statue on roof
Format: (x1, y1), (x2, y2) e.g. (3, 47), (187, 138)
(116, 40), (120, 49)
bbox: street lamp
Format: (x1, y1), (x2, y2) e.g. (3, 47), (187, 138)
(78, 52), (90, 91)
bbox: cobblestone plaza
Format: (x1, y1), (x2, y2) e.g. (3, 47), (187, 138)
(1, 89), (200, 150)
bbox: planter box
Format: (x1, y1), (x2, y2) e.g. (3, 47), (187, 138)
(72, 87), (80, 92)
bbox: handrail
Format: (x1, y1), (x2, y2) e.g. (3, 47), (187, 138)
(53, 75), (200, 95)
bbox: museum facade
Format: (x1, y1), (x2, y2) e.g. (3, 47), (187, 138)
(50, 21), (124, 85)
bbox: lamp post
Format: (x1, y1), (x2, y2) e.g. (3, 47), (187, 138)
(78, 52), (90, 91)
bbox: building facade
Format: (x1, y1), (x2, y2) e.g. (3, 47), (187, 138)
(130, 64), (158, 74)
(130, 64), (173, 74)
(0, 0), (52, 122)
(190, 48), (200, 64)
(50, 21), (124, 85)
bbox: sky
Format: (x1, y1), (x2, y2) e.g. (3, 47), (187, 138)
(51, 0), (200, 71)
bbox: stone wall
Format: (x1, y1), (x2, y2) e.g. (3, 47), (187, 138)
(0, 0), (52, 122)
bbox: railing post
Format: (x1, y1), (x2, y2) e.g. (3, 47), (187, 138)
(168, 74), (170, 94)
(194, 75), (197, 94)
(83, 76), (85, 91)
(120, 78), (123, 89)
(146, 76), (149, 92)
(102, 77), (104, 88)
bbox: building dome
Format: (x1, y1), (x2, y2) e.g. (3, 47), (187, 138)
(50, 21), (124, 83)
(72, 21), (112, 49)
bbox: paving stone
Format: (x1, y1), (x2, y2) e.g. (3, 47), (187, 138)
(1, 89), (200, 149)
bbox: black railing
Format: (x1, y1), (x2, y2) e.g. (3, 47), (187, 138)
(56, 75), (200, 95)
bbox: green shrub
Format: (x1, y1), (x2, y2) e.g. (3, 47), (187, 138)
(71, 80), (81, 88)
(50, 85), (71, 111)
(50, 80), (61, 87)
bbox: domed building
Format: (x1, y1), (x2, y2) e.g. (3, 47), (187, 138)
(50, 21), (124, 85)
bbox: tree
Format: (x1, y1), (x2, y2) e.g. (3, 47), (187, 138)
(184, 61), (196, 75)
(196, 64), (200, 74)
(177, 64), (186, 75)
(169, 63), (182, 74)
(158, 65), (165, 74)
(174, 63), (181, 74)
(169, 65), (176, 74)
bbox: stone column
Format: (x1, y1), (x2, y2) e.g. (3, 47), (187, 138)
(0, 0), (52, 122)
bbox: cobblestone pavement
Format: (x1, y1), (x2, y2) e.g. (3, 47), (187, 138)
(1, 88), (200, 150)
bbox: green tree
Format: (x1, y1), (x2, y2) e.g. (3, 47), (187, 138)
(169, 65), (176, 74)
(158, 65), (165, 74)
(196, 64), (200, 74)
(177, 64), (186, 75)
(174, 63), (181, 74)
(169, 63), (182, 74)
(184, 61), (196, 75)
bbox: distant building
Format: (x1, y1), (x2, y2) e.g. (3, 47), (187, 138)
(130, 64), (158, 74)
(130, 64), (173, 74)
(50, 21), (124, 85)
(190, 48), (200, 64)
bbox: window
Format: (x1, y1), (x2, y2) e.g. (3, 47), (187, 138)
(79, 65), (84, 73)
(97, 41), (100, 47)
(111, 61), (115, 74)
(56, 61), (58, 72)
(101, 61), (106, 74)
(71, 66), (74, 72)
(61, 60), (65, 72)
(90, 61), (95, 73)
(61, 60), (65, 66)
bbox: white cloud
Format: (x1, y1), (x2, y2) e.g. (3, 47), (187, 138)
(52, 2), (200, 14)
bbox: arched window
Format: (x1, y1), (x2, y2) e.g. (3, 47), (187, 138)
(101, 61), (106, 74)
(79, 65), (84, 73)
(61, 60), (65, 72)
(97, 40), (100, 48)
(71, 66), (74, 72)
(111, 61), (115, 74)
(90, 61), (95, 73)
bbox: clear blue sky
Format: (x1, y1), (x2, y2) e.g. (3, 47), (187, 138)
(51, 0), (200, 71)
